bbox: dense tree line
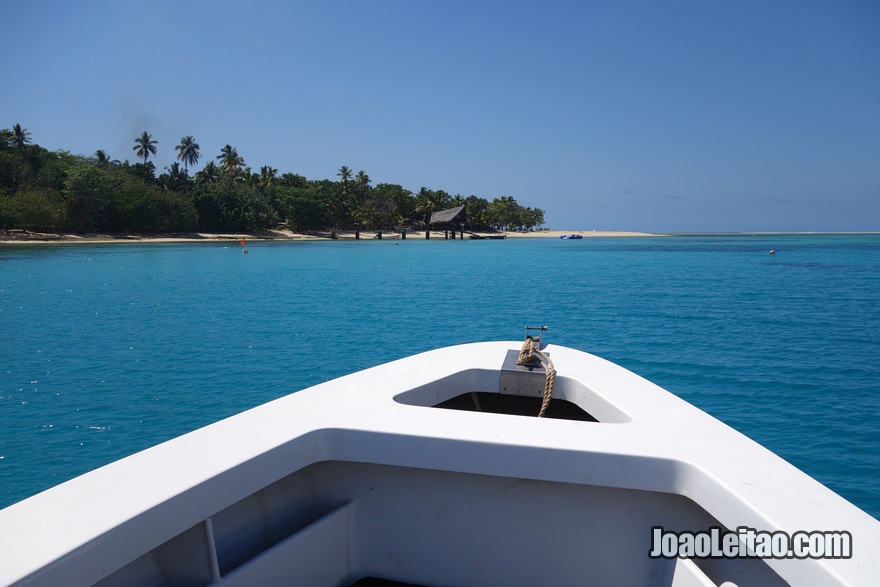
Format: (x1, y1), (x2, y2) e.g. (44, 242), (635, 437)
(0, 125), (545, 234)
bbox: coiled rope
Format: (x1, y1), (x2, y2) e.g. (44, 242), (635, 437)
(517, 337), (556, 418)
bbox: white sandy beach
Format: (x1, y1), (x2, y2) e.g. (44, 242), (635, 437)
(502, 230), (659, 238)
(0, 229), (661, 245)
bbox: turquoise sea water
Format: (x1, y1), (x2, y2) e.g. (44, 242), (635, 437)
(1, 235), (878, 519)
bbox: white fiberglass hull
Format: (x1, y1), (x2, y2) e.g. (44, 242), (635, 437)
(0, 342), (877, 586)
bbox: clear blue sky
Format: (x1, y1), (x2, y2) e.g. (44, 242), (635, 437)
(4, 0), (879, 232)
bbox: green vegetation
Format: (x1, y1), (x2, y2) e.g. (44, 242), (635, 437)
(0, 124), (545, 234)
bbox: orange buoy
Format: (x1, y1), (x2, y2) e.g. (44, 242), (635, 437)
(241, 239), (246, 246)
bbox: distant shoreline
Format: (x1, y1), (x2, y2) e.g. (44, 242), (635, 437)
(2, 229), (875, 245)
(0, 229), (661, 245)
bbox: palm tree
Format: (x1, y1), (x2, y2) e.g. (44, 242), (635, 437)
(259, 166), (278, 190)
(531, 207), (545, 229)
(160, 162), (187, 191)
(337, 165), (352, 184)
(95, 150), (111, 168)
(354, 170), (371, 204)
(416, 187), (446, 225)
(195, 160), (219, 186)
(175, 136), (200, 174)
(133, 131), (158, 164)
(355, 169), (370, 190)
(11, 123), (31, 150)
(217, 144), (243, 173)
(487, 195), (518, 230)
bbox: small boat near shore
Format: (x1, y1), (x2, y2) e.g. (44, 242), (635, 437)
(468, 234), (506, 240)
(560, 234), (583, 239)
(1, 335), (877, 586)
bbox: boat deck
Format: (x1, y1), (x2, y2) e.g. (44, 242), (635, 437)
(0, 342), (877, 586)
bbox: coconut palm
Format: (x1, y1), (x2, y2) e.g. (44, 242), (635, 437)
(531, 207), (545, 228)
(11, 123), (31, 150)
(95, 150), (111, 168)
(337, 165), (352, 184)
(356, 169), (371, 191)
(217, 144), (243, 173)
(195, 161), (219, 186)
(94, 149), (121, 168)
(416, 187), (445, 225)
(353, 170), (371, 202)
(175, 136), (200, 174)
(258, 166), (278, 190)
(160, 162), (187, 191)
(133, 131), (158, 164)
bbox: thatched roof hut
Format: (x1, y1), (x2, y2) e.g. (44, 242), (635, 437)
(429, 205), (466, 226)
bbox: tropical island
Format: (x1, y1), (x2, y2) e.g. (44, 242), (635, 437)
(0, 124), (546, 239)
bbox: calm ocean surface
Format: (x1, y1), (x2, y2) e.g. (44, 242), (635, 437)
(1, 235), (878, 518)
